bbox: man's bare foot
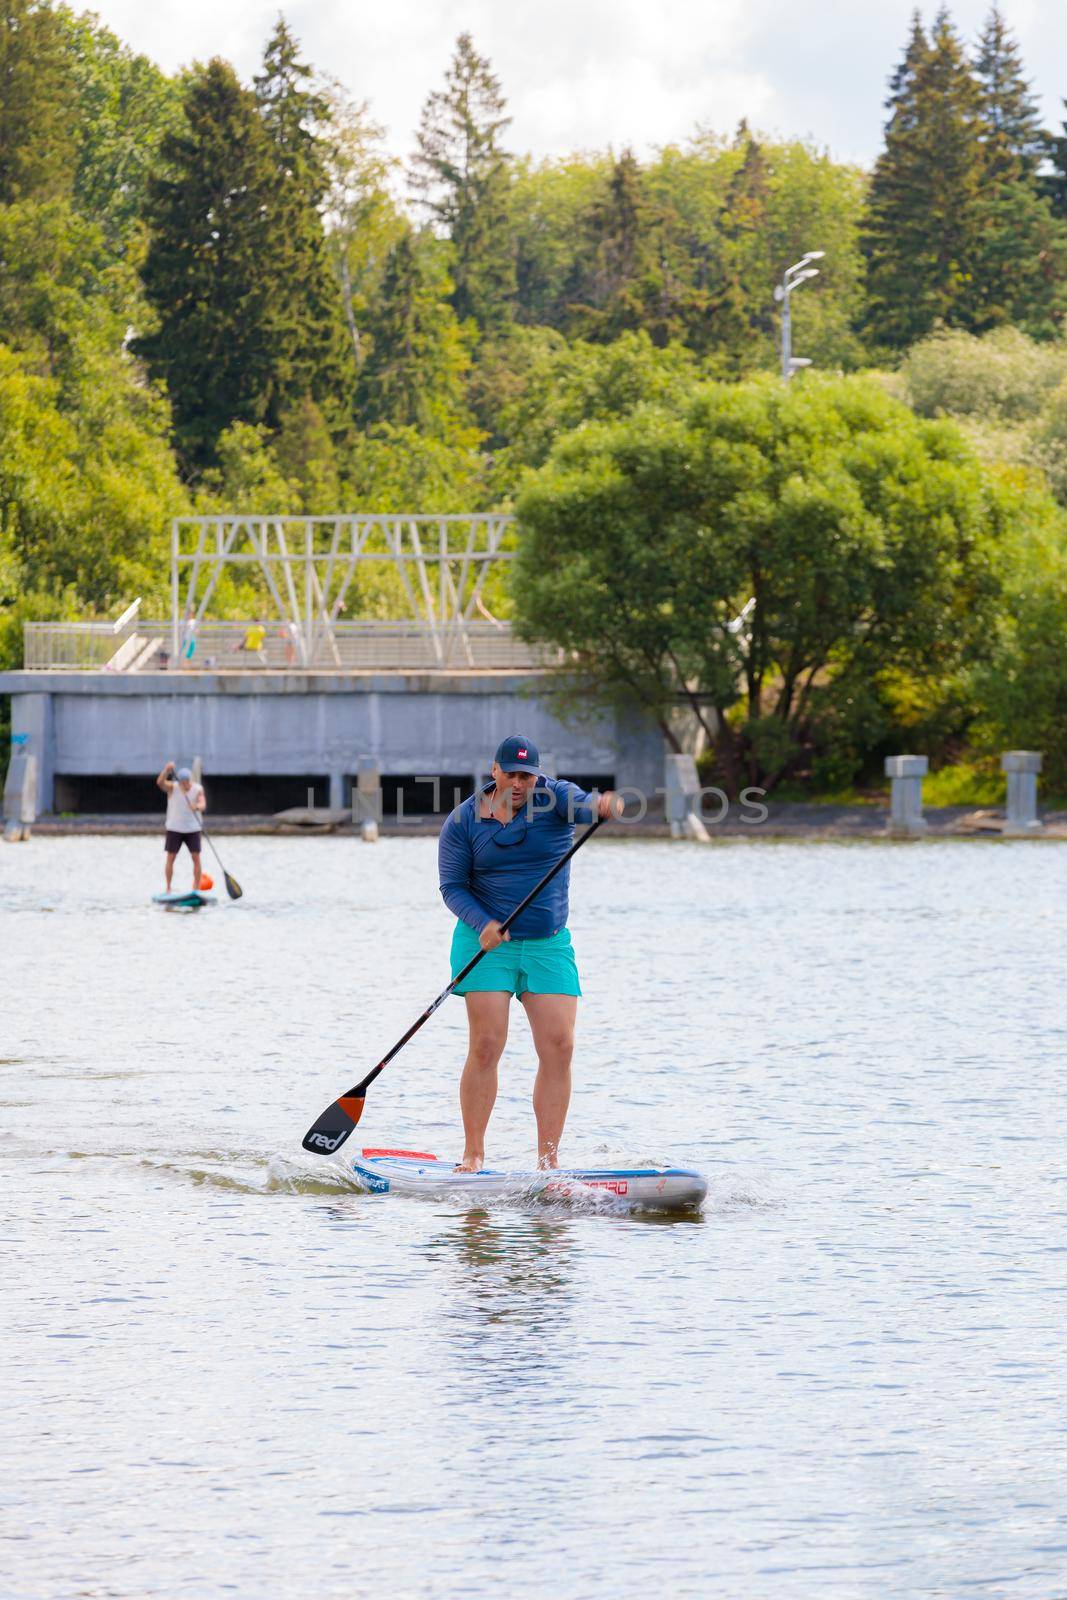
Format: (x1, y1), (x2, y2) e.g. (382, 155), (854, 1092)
(537, 1155), (559, 1170)
(454, 1152), (484, 1173)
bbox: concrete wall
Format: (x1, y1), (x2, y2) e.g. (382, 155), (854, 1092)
(1, 670), (665, 813)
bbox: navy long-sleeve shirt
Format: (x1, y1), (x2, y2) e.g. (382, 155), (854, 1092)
(438, 777), (598, 939)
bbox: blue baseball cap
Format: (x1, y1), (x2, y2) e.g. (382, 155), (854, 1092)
(494, 734), (540, 774)
(176, 767), (192, 782)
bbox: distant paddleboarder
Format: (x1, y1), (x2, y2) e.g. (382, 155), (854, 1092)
(156, 760), (206, 893)
(438, 735), (621, 1172)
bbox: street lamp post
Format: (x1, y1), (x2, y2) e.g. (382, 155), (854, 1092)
(774, 252), (824, 379)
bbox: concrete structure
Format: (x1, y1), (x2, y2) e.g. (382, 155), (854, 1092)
(2, 737), (37, 841)
(0, 669), (663, 817)
(1001, 750), (1043, 836)
(664, 753), (711, 842)
(885, 754), (929, 838)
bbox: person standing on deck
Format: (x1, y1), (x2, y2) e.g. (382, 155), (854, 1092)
(438, 735), (622, 1172)
(156, 761), (206, 892)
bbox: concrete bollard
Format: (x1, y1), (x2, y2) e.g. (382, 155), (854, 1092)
(1001, 751), (1043, 835)
(885, 754), (928, 837)
(355, 757), (381, 838)
(664, 753), (711, 842)
(2, 746), (37, 842)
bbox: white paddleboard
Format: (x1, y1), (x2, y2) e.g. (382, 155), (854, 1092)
(350, 1148), (707, 1211)
(152, 890), (217, 908)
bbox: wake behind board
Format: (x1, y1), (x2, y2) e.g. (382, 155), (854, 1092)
(152, 890), (217, 909)
(350, 1149), (707, 1211)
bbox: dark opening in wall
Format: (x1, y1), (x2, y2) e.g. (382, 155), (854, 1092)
(198, 775), (330, 814)
(381, 774), (475, 818)
(52, 774), (329, 815)
(53, 775), (160, 814)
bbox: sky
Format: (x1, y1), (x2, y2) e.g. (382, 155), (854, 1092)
(85, 0), (1067, 170)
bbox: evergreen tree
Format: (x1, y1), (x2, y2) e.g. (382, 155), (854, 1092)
(565, 149), (711, 348)
(713, 126), (775, 366)
(863, 10), (986, 349)
(411, 33), (515, 332)
(0, 0), (78, 204)
(968, 181), (1067, 336)
(567, 150), (647, 338)
(136, 59), (293, 470)
(1047, 106), (1067, 221)
(970, 8), (1067, 335)
(253, 19), (355, 431)
(973, 5), (1044, 181)
(357, 230), (471, 437)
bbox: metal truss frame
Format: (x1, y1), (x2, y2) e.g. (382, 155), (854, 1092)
(170, 514), (517, 669)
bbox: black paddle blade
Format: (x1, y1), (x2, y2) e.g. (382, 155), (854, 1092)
(302, 1092), (365, 1156)
(224, 872), (243, 900)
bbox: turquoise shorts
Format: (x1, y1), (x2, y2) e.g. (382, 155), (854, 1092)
(450, 921), (582, 997)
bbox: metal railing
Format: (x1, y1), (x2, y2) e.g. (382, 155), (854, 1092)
(22, 619), (555, 672)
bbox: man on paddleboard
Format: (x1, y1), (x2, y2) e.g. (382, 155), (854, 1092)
(438, 735), (621, 1172)
(156, 761), (206, 892)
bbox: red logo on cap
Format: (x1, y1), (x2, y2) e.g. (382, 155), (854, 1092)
(518, 747), (528, 758)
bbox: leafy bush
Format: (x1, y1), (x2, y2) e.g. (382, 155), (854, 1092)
(901, 326), (1067, 422)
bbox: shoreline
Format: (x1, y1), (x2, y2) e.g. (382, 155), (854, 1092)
(17, 803), (1067, 840)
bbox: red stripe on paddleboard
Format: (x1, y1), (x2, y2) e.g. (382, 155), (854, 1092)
(360, 1148), (438, 1160)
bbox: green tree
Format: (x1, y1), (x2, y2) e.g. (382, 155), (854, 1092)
(54, 7), (183, 251)
(510, 154), (611, 329)
(967, 470), (1067, 789)
(486, 327), (698, 489)
(563, 149), (706, 348)
(194, 420), (300, 516)
(356, 229), (473, 439)
(974, 5), (1045, 180)
(137, 59), (300, 469)
(344, 423), (486, 516)
(1031, 379), (1067, 503)
(514, 374), (1005, 793)
(1045, 104), (1067, 220)
(320, 77), (405, 367)
(0, 0), (78, 203)
(411, 32), (515, 332)
(0, 309), (184, 608)
(969, 7), (1067, 336)
(863, 10), (986, 350)
(0, 195), (184, 646)
(712, 126), (775, 369)
(508, 133), (867, 369)
(968, 181), (1067, 337)
(645, 131), (869, 370)
(273, 396), (341, 510)
(566, 150), (646, 336)
(253, 19), (356, 432)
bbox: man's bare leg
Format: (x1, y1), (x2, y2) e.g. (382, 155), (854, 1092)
(164, 851), (177, 891)
(191, 852), (202, 891)
(458, 992), (510, 1171)
(522, 992), (577, 1168)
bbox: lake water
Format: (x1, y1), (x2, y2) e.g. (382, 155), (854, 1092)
(3, 834), (1066, 1599)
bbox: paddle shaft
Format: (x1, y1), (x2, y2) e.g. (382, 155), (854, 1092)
(352, 812), (608, 1098)
(174, 769), (242, 898)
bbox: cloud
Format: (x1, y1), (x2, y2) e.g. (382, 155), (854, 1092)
(80, 0), (1067, 171)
